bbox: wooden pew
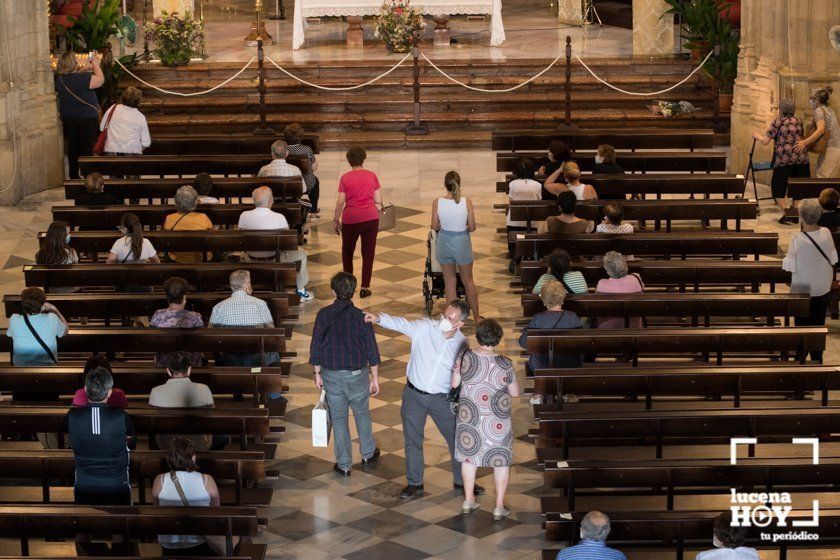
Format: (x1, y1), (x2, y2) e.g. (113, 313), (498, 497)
(0, 449), (267, 506)
(38, 230), (300, 262)
(532, 364), (839, 409)
(536, 404), (837, 458)
(24, 263), (297, 293)
(64, 177), (303, 203)
(0, 327), (292, 362)
(53, 203), (303, 230)
(496, 151), (728, 173)
(518, 260), (790, 293)
(787, 177), (840, 201)
(145, 133), (320, 155)
(79, 155), (280, 178)
(521, 293), (810, 326)
(507, 199), (757, 232)
(4, 292), (296, 327)
(495, 173), (746, 196)
(541, 509), (840, 560)
(513, 232), (779, 261)
(524, 327), (826, 367)
(542, 455), (840, 510)
(491, 129), (716, 152)
(0, 505), (258, 557)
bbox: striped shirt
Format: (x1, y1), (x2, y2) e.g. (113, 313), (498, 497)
(556, 539), (627, 560)
(286, 143), (317, 191)
(533, 272), (588, 296)
(310, 299), (380, 371)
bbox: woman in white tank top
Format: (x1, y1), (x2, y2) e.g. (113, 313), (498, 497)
(153, 437), (230, 555)
(431, 171), (480, 321)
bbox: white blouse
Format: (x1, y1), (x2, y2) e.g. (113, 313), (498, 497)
(101, 104), (151, 155)
(782, 227), (838, 297)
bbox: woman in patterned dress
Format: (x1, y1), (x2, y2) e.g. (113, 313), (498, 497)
(452, 319), (520, 520)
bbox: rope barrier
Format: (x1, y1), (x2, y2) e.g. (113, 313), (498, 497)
(573, 50), (715, 96)
(113, 56), (256, 97)
(265, 53), (412, 91)
(420, 52), (565, 93)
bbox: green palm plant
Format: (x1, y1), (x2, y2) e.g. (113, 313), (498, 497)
(62, 0), (123, 51)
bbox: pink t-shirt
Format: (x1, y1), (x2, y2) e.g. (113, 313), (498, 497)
(339, 169), (381, 224)
(595, 274), (644, 329)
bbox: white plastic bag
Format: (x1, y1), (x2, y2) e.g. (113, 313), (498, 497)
(311, 390), (331, 447)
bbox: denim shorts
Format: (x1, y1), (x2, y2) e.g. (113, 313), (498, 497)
(435, 229), (474, 265)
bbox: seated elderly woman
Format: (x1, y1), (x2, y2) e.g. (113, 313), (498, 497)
(596, 202), (634, 234)
(519, 279), (583, 371)
(150, 277), (205, 368)
(163, 185), (214, 263)
(594, 251), (644, 329)
(76, 172), (123, 206)
(541, 191), (594, 235)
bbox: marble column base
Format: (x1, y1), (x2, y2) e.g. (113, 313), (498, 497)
(433, 15), (450, 47)
(346, 16), (364, 47)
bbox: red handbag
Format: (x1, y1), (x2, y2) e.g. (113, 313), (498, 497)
(93, 104), (118, 156)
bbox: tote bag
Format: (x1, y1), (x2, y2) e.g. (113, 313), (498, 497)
(311, 390), (331, 447)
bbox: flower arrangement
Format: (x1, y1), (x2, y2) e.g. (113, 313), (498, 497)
(649, 100), (699, 118)
(374, 0), (426, 53)
(144, 10), (205, 67)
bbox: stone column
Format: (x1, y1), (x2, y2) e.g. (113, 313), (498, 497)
(0, 0), (64, 206)
(153, 0), (195, 17)
(632, 0), (675, 56)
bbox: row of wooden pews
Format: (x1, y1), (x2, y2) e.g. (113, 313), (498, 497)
(499, 129), (840, 558)
(0, 135), (319, 558)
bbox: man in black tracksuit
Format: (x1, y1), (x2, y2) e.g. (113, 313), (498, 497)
(68, 366), (135, 505)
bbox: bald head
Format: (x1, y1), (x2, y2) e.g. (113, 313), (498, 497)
(580, 511), (611, 542)
(252, 186), (274, 208)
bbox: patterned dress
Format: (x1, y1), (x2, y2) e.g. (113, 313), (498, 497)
(454, 349), (515, 467)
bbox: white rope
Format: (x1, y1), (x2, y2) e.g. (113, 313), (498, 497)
(421, 52), (564, 93)
(573, 50), (714, 96)
(113, 56), (256, 96)
(266, 53), (412, 91)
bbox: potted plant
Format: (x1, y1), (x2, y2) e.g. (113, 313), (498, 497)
(61, 0), (122, 52)
(374, 0), (426, 54)
(704, 20), (739, 111)
(662, 0), (719, 60)
(144, 10), (205, 67)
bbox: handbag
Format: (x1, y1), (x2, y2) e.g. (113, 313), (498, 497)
(169, 471), (228, 555)
(378, 203), (396, 231)
(22, 314), (57, 364)
(93, 104), (119, 156)
(807, 111), (830, 155)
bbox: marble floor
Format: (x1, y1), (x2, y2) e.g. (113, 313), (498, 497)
(1, 149), (839, 559)
(130, 0), (639, 63)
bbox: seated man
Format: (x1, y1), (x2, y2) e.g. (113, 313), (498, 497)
(556, 511), (627, 560)
(68, 367), (135, 505)
(210, 269), (286, 411)
(237, 185), (314, 302)
(149, 351), (228, 452)
(257, 139), (303, 180)
(194, 172), (219, 205)
(696, 511), (759, 560)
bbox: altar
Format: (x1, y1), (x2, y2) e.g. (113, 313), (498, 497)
(292, 0), (505, 50)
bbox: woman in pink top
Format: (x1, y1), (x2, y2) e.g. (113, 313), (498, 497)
(334, 146), (383, 298)
(594, 251), (644, 329)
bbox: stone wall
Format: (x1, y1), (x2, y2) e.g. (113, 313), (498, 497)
(730, 0), (840, 175)
(0, 0), (64, 206)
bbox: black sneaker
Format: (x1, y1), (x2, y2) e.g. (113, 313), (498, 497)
(333, 464), (351, 477)
(454, 483), (486, 496)
(400, 484), (425, 500)
(361, 447), (381, 465)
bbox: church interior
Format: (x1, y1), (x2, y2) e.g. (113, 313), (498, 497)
(0, 0), (840, 558)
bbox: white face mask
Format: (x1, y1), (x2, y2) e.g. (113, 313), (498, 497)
(438, 317), (454, 333)
(595, 155), (605, 164)
(810, 99), (818, 109)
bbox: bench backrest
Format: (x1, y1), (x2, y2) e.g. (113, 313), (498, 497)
(144, 133), (320, 155)
(64, 177), (303, 203)
(53, 204), (303, 230)
(490, 129), (716, 152)
(786, 178), (840, 201)
(497, 174), (746, 196)
(496, 151), (728, 173)
(78, 155), (282, 177)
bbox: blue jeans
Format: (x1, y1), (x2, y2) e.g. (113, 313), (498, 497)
(321, 368), (376, 470)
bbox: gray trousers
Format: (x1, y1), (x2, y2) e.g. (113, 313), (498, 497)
(321, 368), (376, 470)
(401, 385), (462, 486)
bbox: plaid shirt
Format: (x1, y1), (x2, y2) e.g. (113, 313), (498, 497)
(310, 299), (380, 370)
(556, 540), (627, 560)
(286, 143), (317, 191)
(257, 158), (302, 179)
(209, 291), (274, 327)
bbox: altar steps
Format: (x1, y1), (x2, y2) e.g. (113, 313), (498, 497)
(124, 56), (719, 148)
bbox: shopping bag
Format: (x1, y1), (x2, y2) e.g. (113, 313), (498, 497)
(311, 390), (331, 447)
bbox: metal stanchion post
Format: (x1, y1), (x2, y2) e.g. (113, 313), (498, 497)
(142, 0), (151, 61)
(405, 46), (429, 136)
(253, 40), (276, 136)
(565, 36), (573, 127)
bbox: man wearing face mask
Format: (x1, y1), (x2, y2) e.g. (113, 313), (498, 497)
(365, 300), (485, 501)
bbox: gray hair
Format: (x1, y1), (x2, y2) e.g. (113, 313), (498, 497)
(580, 511), (611, 542)
(252, 186), (274, 208)
(174, 185), (198, 213)
(230, 269), (251, 291)
(799, 198), (824, 226)
(271, 140), (289, 159)
(602, 251), (629, 279)
(84, 367), (114, 403)
(447, 299), (470, 322)
(779, 98), (796, 117)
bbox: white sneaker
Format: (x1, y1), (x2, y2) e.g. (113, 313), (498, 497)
(493, 506), (511, 520)
(462, 500), (480, 514)
(297, 290), (315, 303)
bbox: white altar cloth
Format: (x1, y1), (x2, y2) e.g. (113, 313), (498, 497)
(292, 0), (505, 50)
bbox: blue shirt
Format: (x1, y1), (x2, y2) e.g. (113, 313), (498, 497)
(6, 313), (68, 366)
(556, 539), (627, 560)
